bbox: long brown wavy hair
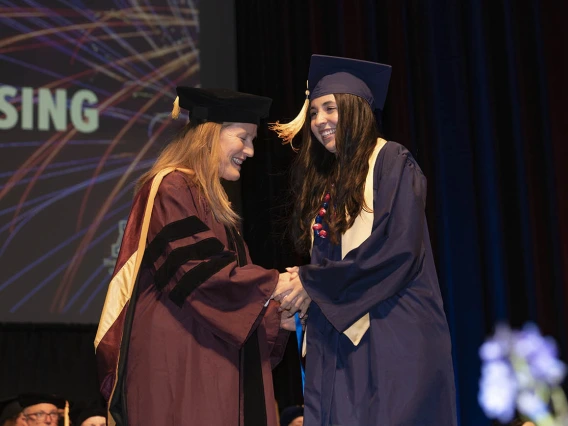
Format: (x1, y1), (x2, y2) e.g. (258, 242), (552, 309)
(290, 93), (380, 253)
(136, 120), (240, 227)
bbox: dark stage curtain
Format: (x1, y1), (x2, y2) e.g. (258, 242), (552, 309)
(235, 0), (568, 424)
(0, 323), (100, 401)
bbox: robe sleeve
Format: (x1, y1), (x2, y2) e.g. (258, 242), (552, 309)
(299, 149), (427, 333)
(240, 244), (291, 368)
(147, 173), (280, 348)
(258, 298), (291, 369)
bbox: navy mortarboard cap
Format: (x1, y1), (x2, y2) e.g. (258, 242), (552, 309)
(270, 55), (392, 145)
(308, 55), (392, 111)
(69, 398), (107, 426)
(171, 87), (272, 125)
(280, 405), (304, 426)
(0, 397), (23, 424)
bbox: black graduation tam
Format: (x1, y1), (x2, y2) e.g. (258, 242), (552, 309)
(280, 405), (303, 426)
(0, 397), (22, 424)
(270, 55), (391, 144)
(171, 87), (272, 125)
(308, 54), (392, 111)
(69, 398), (107, 426)
(17, 393), (66, 410)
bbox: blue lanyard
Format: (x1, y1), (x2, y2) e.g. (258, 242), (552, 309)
(294, 313), (305, 393)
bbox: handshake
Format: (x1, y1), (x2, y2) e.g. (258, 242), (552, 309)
(272, 266), (311, 332)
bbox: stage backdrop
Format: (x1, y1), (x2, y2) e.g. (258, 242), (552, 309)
(0, 1), (199, 323)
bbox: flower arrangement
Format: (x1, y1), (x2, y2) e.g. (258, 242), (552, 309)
(478, 323), (568, 425)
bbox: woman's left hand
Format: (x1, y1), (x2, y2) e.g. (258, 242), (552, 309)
(274, 271), (311, 318)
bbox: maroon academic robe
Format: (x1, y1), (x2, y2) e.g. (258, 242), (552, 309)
(95, 170), (288, 426)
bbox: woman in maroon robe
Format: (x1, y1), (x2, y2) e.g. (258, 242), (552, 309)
(271, 55), (457, 425)
(95, 87), (291, 426)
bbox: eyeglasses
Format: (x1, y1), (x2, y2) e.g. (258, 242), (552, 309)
(23, 411), (60, 422)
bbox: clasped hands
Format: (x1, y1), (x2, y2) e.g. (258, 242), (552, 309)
(274, 266), (311, 331)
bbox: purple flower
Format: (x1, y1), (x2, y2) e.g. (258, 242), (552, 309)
(480, 324), (513, 362)
(516, 391), (549, 420)
(479, 360), (518, 423)
(530, 348), (567, 386)
(479, 322), (567, 423)
(513, 323), (550, 359)
(513, 323), (567, 386)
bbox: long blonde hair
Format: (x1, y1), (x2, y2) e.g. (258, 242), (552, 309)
(136, 120), (239, 227)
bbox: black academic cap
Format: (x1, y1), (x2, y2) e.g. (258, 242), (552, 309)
(172, 87), (272, 125)
(280, 405), (304, 426)
(69, 398), (107, 426)
(17, 393), (66, 410)
(0, 397), (23, 424)
(308, 55), (392, 111)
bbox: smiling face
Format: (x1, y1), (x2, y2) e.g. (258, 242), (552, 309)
(218, 122), (257, 181)
(309, 94), (338, 153)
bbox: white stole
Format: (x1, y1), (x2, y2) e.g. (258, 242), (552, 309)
(303, 138), (387, 355)
(341, 138), (386, 345)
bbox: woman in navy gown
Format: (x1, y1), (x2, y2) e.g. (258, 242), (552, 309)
(272, 55), (457, 426)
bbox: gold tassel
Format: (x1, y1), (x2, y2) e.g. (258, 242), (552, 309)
(64, 400), (69, 426)
(171, 95), (181, 119)
(269, 81), (309, 148)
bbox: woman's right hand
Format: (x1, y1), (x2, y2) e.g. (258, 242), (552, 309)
(273, 268), (311, 318)
(275, 272), (293, 301)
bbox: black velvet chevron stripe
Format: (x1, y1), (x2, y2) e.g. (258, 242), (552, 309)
(233, 230), (247, 266)
(144, 216), (209, 266)
(224, 226), (247, 266)
(154, 238), (226, 291)
(224, 226), (236, 252)
(168, 253), (236, 307)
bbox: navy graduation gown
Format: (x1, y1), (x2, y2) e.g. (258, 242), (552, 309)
(299, 142), (457, 426)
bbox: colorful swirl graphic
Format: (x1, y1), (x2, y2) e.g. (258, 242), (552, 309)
(0, 0), (200, 322)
